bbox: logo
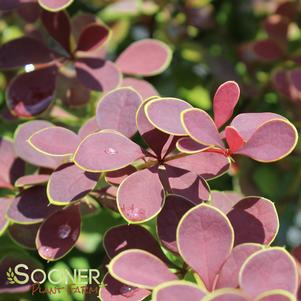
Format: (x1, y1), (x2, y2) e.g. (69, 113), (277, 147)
(6, 264), (103, 296)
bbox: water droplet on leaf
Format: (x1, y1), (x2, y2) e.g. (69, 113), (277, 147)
(120, 285), (135, 297)
(105, 147), (118, 155)
(58, 224), (72, 239)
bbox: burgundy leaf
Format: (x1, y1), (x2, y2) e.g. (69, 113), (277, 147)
(42, 10), (71, 53)
(182, 108), (224, 147)
(117, 168), (164, 223)
(157, 195), (194, 253)
(14, 120), (62, 169)
(103, 224), (167, 262)
(145, 98), (192, 135)
(0, 37), (53, 69)
(7, 185), (59, 224)
(177, 204), (234, 290)
(71, 13), (96, 43)
(100, 273), (150, 301)
(7, 67), (57, 118)
(96, 87), (142, 138)
(38, 0), (73, 11)
(216, 243), (263, 289)
(122, 77), (159, 100)
(17, 2), (41, 23)
(116, 39), (172, 76)
(213, 81), (240, 129)
(76, 23), (110, 52)
(0, 0), (23, 10)
(227, 197), (279, 245)
(167, 152), (230, 180)
(8, 223), (40, 249)
(152, 280), (206, 301)
(47, 163), (99, 205)
(76, 58), (121, 92)
(263, 15), (289, 44)
(15, 174), (50, 188)
(73, 130), (143, 172)
(239, 248), (298, 298)
(235, 119), (297, 162)
(29, 126), (80, 156)
(253, 39), (284, 61)
(0, 138), (25, 189)
(108, 249), (176, 289)
(36, 205), (81, 260)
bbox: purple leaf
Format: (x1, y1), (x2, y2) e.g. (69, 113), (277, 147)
(38, 0), (73, 11)
(78, 117), (99, 140)
(76, 23), (110, 52)
(216, 243), (263, 289)
(235, 119), (297, 162)
(7, 66), (57, 118)
(157, 195), (194, 253)
(0, 198), (12, 235)
(145, 98), (192, 135)
(0, 37), (53, 69)
(116, 39), (172, 76)
(117, 168), (164, 223)
(227, 197), (279, 245)
(239, 248), (298, 298)
(71, 13), (96, 43)
(96, 87), (142, 138)
(36, 205), (81, 260)
(0, 138), (25, 189)
(47, 163), (99, 205)
(100, 273), (150, 301)
(42, 10), (71, 53)
(177, 204), (234, 290)
(29, 126), (80, 156)
(122, 77), (159, 100)
(181, 108), (224, 147)
(108, 249), (177, 289)
(15, 174), (50, 188)
(105, 165), (137, 186)
(213, 81), (240, 129)
(8, 223), (40, 249)
(264, 15), (289, 44)
(14, 120), (62, 169)
(76, 58), (121, 92)
(136, 98), (174, 159)
(176, 137), (207, 154)
(152, 280), (206, 301)
(164, 165), (210, 203)
(210, 191), (243, 214)
(7, 185), (59, 224)
(167, 152), (230, 180)
(17, 2), (41, 23)
(73, 130), (143, 172)
(253, 39), (284, 61)
(103, 224), (167, 262)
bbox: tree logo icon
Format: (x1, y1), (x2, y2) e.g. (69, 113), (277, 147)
(6, 267), (21, 285)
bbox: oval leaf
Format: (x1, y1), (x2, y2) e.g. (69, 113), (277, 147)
(108, 249), (176, 289)
(78, 117), (99, 139)
(38, 0), (73, 11)
(96, 87), (142, 138)
(227, 197), (279, 245)
(36, 205), (81, 260)
(176, 137), (207, 154)
(177, 204), (234, 290)
(73, 130), (143, 172)
(116, 39), (172, 76)
(47, 163), (99, 205)
(255, 290), (296, 301)
(29, 126), (80, 157)
(15, 174), (50, 188)
(145, 98), (192, 136)
(123, 77), (159, 99)
(8, 223), (40, 249)
(117, 168), (164, 223)
(7, 67), (57, 118)
(239, 248), (298, 298)
(213, 81), (240, 129)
